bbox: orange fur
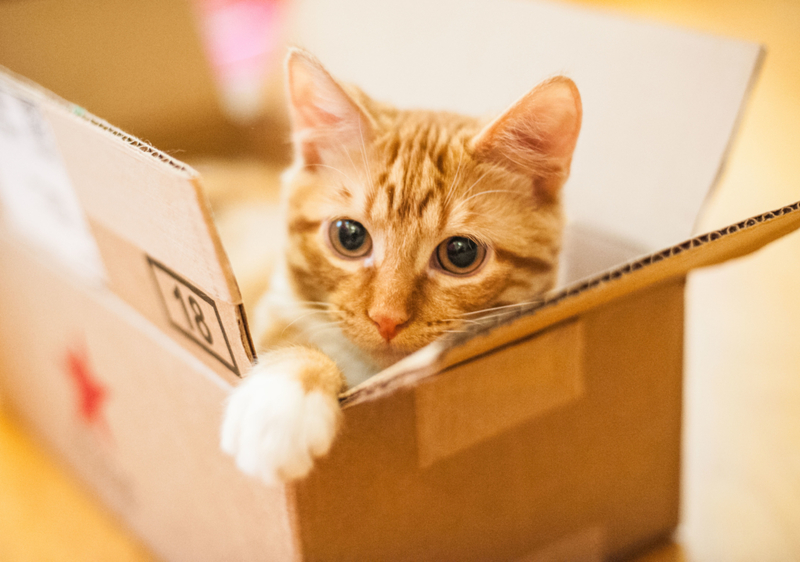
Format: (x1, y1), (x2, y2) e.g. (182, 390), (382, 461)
(221, 48), (582, 483)
(272, 48), (581, 370)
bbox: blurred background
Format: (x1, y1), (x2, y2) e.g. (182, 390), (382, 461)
(0, 0), (798, 560)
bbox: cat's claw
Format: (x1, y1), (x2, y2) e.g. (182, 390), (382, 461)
(221, 367), (340, 484)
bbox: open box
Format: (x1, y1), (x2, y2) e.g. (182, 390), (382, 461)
(1, 0), (800, 560)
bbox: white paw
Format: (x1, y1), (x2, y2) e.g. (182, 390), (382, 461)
(221, 367), (341, 484)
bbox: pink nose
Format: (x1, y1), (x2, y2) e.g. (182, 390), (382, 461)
(370, 314), (408, 342)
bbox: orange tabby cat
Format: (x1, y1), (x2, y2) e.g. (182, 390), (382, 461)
(221, 48), (582, 483)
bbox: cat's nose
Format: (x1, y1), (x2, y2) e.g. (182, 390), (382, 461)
(369, 312), (408, 342)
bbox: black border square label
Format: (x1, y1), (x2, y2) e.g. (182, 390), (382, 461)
(148, 257), (239, 376)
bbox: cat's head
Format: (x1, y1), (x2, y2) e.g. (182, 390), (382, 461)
(281, 48), (581, 368)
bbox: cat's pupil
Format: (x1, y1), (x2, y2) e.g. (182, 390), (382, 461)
(337, 220), (367, 251)
(447, 237), (478, 268)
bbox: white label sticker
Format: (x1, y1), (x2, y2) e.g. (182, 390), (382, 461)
(0, 87), (105, 284)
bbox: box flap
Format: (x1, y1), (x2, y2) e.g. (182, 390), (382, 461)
(0, 68), (255, 380)
(343, 200), (800, 406)
(288, 0), (762, 260)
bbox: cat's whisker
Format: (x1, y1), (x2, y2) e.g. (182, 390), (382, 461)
(462, 168), (492, 197)
(303, 322), (345, 340)
(299, 317), (343, 330)
(466, 310), (526, 324)
(303, 323), (340, 339)
(294, 300), (334, 309)
(438, 317), (484, 326)
(497, 149), (545, 177)
(453, 189), (521, 213)
(344, 150), (361, 180)
(280, 310), (336, 336)
(444, 152), (464, 207)
(446, 168), (493, 216)
(357, 119), (375, 193)
(469, 305), (528, 317)
(300, 318), (343, 328)
(305, 320), (344, 331)
(306, 163), (358, 186)
(332, 135), (370, 193)
(460, 300), (542, 317)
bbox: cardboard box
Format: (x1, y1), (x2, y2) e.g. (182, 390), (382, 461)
(1, 1), (800, 560)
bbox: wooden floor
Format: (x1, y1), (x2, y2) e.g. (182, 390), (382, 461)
(2, 0), (800, 560)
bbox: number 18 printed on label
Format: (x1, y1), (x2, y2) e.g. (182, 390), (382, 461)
(148, 257), (239, 375)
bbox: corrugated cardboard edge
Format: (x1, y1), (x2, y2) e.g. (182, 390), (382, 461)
(188, 173), (257, 363)
(341, 199), (800, 408)
(0, 65), (191, 173)
(0, 65), (245, 306)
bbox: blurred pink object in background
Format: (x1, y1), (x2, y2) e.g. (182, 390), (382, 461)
(193, 0), (285, 122)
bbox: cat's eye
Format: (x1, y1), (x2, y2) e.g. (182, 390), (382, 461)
(329, 219), (372, 258)
(436, 236), (486, 275)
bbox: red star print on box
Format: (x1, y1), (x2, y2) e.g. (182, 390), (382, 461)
(65, 343), (110, 434)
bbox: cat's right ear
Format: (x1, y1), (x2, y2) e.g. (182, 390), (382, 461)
(472, 77), (582, 203)
(285, 48), (374, 167)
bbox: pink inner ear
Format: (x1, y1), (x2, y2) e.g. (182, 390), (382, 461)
(286, 50), (373, 167)
(289, 59), (344, 129)
(473, 77), (582, 200)
(523, 82), (582, 160)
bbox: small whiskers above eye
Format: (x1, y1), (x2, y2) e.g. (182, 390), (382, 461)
(305, 163), (358, 186)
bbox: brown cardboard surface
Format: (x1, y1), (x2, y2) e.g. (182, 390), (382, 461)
(293, 280), (684, 561)
(416, 320), (585, 468)
(41, 105), (237, 303)
(89, 219), (254, 383)
(518, 526), (605, 562)
(0, 231), (296, 562)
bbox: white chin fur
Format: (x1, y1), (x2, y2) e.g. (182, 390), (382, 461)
(221, 368), (340, 484)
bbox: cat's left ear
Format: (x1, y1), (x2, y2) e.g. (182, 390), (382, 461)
(472, 77), (582, 202)
(286, 48), (375, 167)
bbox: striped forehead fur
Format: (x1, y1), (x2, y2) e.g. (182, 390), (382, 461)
(280, 52), (580, 366)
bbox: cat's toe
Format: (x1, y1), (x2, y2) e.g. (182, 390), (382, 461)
(221, 371), (340, 484)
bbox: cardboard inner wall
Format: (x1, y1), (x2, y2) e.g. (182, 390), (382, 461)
(292, 279), (685, 562)
(286, 0), (763, 253)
